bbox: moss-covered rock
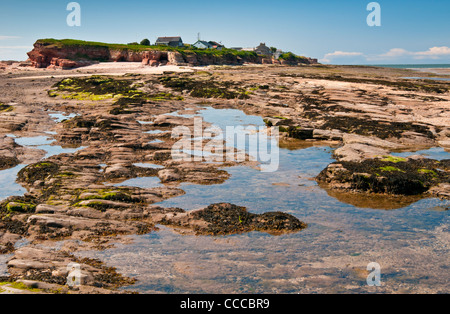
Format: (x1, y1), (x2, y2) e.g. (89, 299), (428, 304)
(160, 75), (250, 99)
(317, 157), (450, 196)
(0, 156), (20, 170)
(319, 116), (435, 140)
(17, 162), (59, 184)
(6, 202), (37, 213)
(0, 103), (13, 112)
(161, 203), (308, 236)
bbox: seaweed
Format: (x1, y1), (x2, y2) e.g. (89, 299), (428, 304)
(160, 75), (250, 99)
(317, 158), (450, 195)
(190, 203), (307, 236)
(0, 156), (20, 171)
(319, 116), (435, 139)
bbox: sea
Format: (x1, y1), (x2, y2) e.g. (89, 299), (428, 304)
(366, 64), (450, 69)
(365, 64), (450, 80)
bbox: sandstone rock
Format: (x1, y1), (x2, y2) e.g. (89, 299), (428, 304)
(149, 60), (159, 67)
(35, 205), (66, 214)
(334, 143), (390, 162)
(158, 169), (182, 182)
(167, 51), (186, 65)
(313, 129), (344, 141)
(104, 164), (132, 177)
(429, 183), (450, 200)
(75, 199), (133, 209)
(27, 214), (98, 230)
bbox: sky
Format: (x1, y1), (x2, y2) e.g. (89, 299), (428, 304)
(0, 0), (449, 64)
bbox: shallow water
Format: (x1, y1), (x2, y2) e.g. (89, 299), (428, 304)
(391, 147), (450, 161)
(148, 139), (164, 144)
(0, 165), (27, 201)
(145, 130), (165, 135)
(79, 108), (449, 293)
(402, 76), (450, 81)
(49, 112), (79, 123)
(112, 176), (162, 189)
(0, 135), (86, 200)
(133, 163), (165, 169)
(13, 135), (86, 159)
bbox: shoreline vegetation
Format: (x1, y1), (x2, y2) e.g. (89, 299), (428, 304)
(35, 38), (261, 58)
(26, 38), (318, 69)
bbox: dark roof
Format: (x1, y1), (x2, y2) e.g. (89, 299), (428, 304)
(156, 37), (182, 43)
(208, 41), (223, 47)
(194, 40), (213, 47)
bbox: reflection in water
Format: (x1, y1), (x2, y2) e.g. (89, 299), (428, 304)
(0, 165), (27, 201)
(49, 112), (79, 123)
(112, 176), (162, 189)
(391, 147), (450, 161)
(133, 163), (165, 169)
(14, 135), (86, 159)
(319, 183), (425, 210)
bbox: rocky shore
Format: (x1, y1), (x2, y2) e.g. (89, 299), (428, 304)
(0, 63), (449, 293)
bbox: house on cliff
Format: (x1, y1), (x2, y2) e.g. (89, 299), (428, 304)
(193, 40), (224, 50)
(208, 41), (224, 50)
(254, 43), (273, 56)
(155, 37), (184, 47)
(193, 40), (213, 49)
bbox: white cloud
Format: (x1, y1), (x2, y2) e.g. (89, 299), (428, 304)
(321, 51), (364, 63)
(413, 46), (450, 59)
(378, 48), (411, 58)
(322, 46), (450, 64)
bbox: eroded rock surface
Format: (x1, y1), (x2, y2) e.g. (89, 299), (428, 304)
(1, 64), (449, 293)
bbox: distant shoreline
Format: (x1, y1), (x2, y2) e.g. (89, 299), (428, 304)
(364, 64), (450, 69)
(360, 64), (450, 76)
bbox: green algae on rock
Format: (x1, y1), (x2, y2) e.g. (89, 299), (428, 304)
(317, 156), (450, 196)
(157, 203), (308, 236)
(159, 75), (250, 99)
(17, 162), (60, 184)
(0, 103), (13, 112)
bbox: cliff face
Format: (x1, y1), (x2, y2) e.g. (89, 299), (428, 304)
(27, 40), (318, 69)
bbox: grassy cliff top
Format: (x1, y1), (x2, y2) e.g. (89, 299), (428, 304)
(35, 38), (259, 58)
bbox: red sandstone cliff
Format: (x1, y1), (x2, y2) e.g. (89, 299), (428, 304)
(27, 40), (318, 69)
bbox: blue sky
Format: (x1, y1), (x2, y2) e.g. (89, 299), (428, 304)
(1, 0), (449, 64)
